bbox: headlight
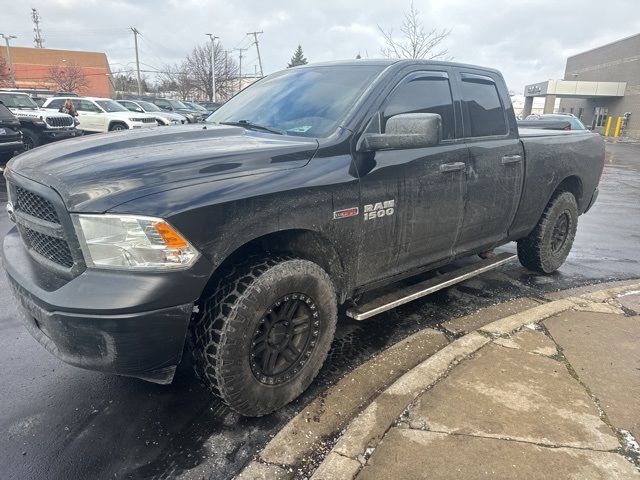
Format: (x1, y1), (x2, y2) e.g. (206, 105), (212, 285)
(72, 214), (199, 270)
(128, 117), (140, 122)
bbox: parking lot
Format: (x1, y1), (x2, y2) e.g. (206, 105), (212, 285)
(0, 141), (639, 480)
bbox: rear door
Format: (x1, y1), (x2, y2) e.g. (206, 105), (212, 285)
(453, 70), (524, 254)
(76, 100), (105, 132)
(356, 69), (468, 285)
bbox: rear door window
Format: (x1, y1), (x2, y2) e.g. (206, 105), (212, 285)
(460, 74), (507, 137)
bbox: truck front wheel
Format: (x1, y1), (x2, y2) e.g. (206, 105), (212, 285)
(190, 257), (337, 416)
(517, 191), (578, 273)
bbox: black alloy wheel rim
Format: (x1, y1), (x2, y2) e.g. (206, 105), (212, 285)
(23, 138), (34, 150)
(250, 293), (320, 385)
(550, 211), (571, 253)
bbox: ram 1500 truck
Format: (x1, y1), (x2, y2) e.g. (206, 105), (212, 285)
(3, 60), (604, 416)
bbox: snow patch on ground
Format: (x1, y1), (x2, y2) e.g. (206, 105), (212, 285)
(620, 429), (640, 455)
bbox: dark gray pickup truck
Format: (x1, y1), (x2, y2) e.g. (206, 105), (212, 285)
(3, 60), (604, 416)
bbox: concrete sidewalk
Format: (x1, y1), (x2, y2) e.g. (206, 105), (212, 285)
(310, 288), (640, 479)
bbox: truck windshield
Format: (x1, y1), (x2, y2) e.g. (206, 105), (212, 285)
(0, 93), (39, 109)
(208, 65), (384, 137)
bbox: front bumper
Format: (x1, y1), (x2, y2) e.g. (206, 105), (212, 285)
(41, 128), (83, 143)
(0, 140), (24, 153)
(3, 226), (213, 384)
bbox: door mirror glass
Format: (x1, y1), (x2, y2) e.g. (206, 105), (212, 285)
(360, 113), (442, 151)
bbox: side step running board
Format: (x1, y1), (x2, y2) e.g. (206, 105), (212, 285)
(346, 252), (516, 321)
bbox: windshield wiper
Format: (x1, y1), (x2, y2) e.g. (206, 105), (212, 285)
(220, 120), (286, 135)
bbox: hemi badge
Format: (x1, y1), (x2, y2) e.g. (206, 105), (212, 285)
(333, 207), (359, 220)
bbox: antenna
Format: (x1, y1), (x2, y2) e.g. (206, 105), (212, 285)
(32, 8), (45, 48)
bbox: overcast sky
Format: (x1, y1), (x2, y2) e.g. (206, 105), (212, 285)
(3, 0), (639, 93)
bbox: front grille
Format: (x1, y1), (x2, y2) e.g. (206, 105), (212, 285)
(12, 184), (77, 271)
(141, 117), (156, 124)
(15, 186), (60, 223)
(22, 227), (74, 268)
(45, 116), (74, 128)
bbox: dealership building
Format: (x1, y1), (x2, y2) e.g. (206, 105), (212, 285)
(0, 46), (113, 98)
(523, 33), (639, 139)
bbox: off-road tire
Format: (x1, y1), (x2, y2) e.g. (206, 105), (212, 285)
(190, 257), (337, 416)
(21, 129), (40, 150)
(517, 191), (578, 273)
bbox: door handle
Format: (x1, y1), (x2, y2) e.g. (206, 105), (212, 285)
(501, 155), (522, 164)
(439, 162), (466, 173)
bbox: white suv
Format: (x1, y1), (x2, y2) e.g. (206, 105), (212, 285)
(42, 97), (157, 133)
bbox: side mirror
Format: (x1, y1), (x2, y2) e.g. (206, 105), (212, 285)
(360, 113), (442, 151)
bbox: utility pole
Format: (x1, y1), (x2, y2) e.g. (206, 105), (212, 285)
(205, 33), (219, 102)
(0, 33), (17, 88)
(246, 30), (264, 77)
(31, 9), (45, 48)
(130, 27), (143, 95)
(234, 47), (247, 93)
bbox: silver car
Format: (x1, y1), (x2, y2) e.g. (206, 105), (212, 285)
(117, 99), (188, 126)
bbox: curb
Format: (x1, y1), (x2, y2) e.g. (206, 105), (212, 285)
(237, 281), (640, 479)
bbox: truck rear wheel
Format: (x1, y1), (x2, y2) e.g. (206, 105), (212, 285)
(190, 257), (337, 416)
(517, 191), (578, 273)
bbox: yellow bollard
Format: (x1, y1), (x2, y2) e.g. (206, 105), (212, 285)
(604, 116), (613, 136)
(614, 116), (623, 137)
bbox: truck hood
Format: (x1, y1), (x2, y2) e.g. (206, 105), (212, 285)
(8, 124), (319, 212)
(10, 108), (70, 120)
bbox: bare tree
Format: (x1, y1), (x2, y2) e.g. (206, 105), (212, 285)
(159, 62), (195, 100)
(186, 41), (238, 102)
(378, 2), (451, 60)
(47, 62), (89, 93)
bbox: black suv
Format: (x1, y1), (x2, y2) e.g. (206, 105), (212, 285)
(0, 101), (24, 161)
(0, 92), (82, 150)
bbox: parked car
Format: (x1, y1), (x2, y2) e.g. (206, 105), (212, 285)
(143, 98), (203, 123)
(524, 113), (587, 130)
(3, 60), (604, 417)
(0, 91), (81, 150)
(116, 99), (187, 126)
(0, 101), (23, 160)
(43, 97), (157, 133)
(197, 101), (223, 115)
(182, 101), (211, 117)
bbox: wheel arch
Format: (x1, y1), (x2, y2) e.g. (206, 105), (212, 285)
(108, 120), (129, 131)
(199, 228), (349, 305)
(553, 175), (584, 209)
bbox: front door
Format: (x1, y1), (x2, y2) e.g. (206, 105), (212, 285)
(454, 70), (524, 254)
(355, 70), (468, 286)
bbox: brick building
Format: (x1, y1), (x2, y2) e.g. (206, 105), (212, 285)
(523, 33), (639, 139)
(1, 46), (113, 97)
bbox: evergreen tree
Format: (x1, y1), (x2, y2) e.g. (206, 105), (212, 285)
(287, 45), (308, 68)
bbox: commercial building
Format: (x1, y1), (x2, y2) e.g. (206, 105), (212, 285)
(0, 46), (113, 98)
(523, 33), (639, 138)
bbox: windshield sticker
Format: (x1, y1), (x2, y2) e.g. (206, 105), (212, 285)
(288, 125), (312, 133)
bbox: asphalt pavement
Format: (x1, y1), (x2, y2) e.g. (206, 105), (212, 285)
(0, 142), (638, 480)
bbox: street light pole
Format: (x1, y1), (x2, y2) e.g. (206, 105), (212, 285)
(206, 33), (219, 102)
(0, 33), (17, 88)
